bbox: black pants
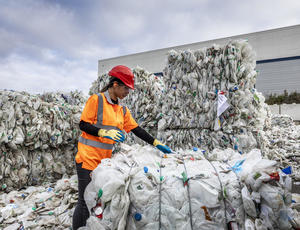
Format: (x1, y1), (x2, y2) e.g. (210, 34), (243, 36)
(72, 162), (92, 230)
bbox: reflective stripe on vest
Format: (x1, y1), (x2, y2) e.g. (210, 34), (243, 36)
(93, 93), (126, 130)
(78, 136), (113, 150)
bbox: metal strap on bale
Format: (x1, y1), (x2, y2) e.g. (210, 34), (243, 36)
(158, 158), (163, 230)
(181, 154), (194, 230)
(172, 151), (194, 230)
(203, 155), (228, 229)
(224, 160), (245, 224)
(127, 162), (137, 213)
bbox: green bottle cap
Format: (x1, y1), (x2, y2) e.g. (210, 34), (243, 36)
(181, 172), (188, 183)
(98, 189), (103, 198)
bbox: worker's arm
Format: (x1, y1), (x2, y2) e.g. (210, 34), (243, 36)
(131, 126), (154, 145)
(132, 126), (172, 153)
(79, 120), (98, 136)
(79, 120), (124, 142)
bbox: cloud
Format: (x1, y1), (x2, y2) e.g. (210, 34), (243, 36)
(0, 0), (299, 95)
(0, 0), (121, 60)
(0, 54), (96, 94)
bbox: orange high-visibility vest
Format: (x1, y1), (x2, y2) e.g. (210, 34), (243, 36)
(75, 91), (138, 170)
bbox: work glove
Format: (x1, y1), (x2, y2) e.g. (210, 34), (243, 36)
(153, 139), (172, 154)
(98, 129), (125, 142)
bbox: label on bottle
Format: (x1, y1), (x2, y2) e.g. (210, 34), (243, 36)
(94, 206), (103, 215)
(228, 221), (239, 230)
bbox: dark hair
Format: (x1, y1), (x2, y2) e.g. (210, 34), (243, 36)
(100, 77), (125, 92)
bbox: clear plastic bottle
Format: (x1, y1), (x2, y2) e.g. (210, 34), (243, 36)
(92, 202), (103, 219)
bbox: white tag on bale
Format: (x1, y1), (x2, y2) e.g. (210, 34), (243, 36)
(217, 93), (230, 117)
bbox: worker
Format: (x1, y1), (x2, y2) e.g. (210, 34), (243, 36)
(72, 65), (172, 229)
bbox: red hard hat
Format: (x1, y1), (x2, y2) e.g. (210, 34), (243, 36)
(108, 65), (134, 90)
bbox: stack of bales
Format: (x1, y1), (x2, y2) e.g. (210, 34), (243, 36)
(158, 40), (270, 153)
(39, 90), (86, 106)
(262, 114), (300, 180)
(0, 90), (86, 191)
(91, 41), (271, 155)
(84, 40), (299, 179)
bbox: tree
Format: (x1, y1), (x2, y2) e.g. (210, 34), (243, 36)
(265, 91), (300, 105)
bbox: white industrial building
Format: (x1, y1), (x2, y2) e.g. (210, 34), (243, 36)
(98, 24), (300, 96)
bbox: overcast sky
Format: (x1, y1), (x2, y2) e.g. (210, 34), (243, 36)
(0, 0), (300, 95)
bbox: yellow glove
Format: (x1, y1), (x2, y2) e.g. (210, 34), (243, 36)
(98, 129), (125, 142)
(153, 139), (172, 153)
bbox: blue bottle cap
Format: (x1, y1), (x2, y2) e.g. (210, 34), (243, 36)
(144, 166), (148, 173)
(134, 213), (142, 221)
(282, 166), (292, 175)
(193, 147), (198, 152)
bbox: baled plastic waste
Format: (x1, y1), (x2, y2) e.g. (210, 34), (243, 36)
(89, 41), (298, 180)
(262, 114), (300, 180)
(0, 90), (86, 191)
(158, 40), (270, 154)
(82, 144), (297, 230)
(0, 175), (78, 229)
(0, 39), (299, 229)
(0, 144), (299, 229)
(90, 40), (270, 155)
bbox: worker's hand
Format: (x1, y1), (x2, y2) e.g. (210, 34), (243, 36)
(153, 139), (172, 154)
(98, 129), (125, 142)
